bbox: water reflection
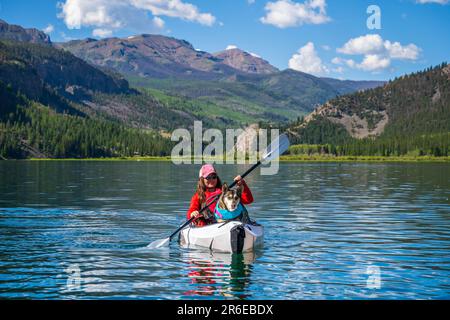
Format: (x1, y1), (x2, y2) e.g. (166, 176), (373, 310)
(183, 250), (257, 299)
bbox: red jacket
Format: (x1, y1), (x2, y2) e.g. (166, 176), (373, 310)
(187, 181), (254, 227)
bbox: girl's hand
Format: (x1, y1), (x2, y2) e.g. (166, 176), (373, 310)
(234, 175), (244, 186)
(191, 211), (201, 219)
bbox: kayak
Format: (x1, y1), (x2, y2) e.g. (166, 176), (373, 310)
(179, 221), (264, 253)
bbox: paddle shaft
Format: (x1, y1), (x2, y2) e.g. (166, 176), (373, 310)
(168, 160), (262, 241)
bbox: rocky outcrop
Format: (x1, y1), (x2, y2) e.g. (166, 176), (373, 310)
(59, 34), (239, 80)
(303, 101), (389, 139)
(0, 19), (51, 44)
(213, 48), (278, 75)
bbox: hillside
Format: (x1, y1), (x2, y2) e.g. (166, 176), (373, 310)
(58, 33), (384, 118)
(0, 80), (173, 159)
(287, 63), (450, 156)
(1, 38), (232, 130)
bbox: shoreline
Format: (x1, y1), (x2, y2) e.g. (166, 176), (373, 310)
(5, 155), (449, 162)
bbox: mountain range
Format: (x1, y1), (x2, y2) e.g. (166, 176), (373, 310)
(58, 33), (384, 121)
(0, 19), (385, 126)
(3, 19), (446, 159)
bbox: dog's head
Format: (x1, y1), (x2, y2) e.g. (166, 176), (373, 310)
(218, 183), (243, 212)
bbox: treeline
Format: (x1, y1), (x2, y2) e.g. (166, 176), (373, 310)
(288, 118), (449, 157)
(288, 132), (449, 157)
(287, 63), (450, 157)
(0, 87), (173, 159)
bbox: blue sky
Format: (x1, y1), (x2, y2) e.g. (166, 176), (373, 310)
(0, 0), (449, 80)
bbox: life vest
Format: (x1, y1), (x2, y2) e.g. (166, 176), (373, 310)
(214, 203), (244, 221)
(200, 191), (222, 222)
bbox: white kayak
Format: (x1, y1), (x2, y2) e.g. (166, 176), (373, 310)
(179, 221), (264, 253)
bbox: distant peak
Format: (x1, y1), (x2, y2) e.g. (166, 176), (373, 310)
(226, 45), (238, 50)
(0, 19), (51, 44)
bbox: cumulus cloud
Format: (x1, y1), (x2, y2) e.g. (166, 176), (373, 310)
(335, 34), (421, 72)
(358, 54), (391, 71)
(249, 52), (261, 58)
(260, 0), (330, 28)
(152, 16), (165, 29)
(226, 45), (238, 50)
(43, 24), (55, 34)
(133, 0), (215, 25)
(337, 34), (385, 55)
(92, 28), (113, 38)
(289, 42), (329, 75)
(58, 0), (216, 37)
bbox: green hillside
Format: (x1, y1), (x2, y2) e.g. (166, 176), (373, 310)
(287, 63), (450, 157)
(0, 82), (172, 159)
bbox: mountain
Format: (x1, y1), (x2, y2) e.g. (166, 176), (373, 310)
(0, 37), (226, 132)
(0, 20), (386, 130)
(0, 39), (131, 115)
(59, 33), (384, 119)
(213, 48), (279, 74)
(58, 35), (240, 80)
(287, 63), (450, 157)
(0, 19), (51, 45)
(132, 69), (344, 123)
(0, 38), (181, 158)
(319, 77), (386, 96)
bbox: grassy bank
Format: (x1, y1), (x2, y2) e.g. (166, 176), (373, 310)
(20, 155), (450, 162)
(280, 155), (450, 162)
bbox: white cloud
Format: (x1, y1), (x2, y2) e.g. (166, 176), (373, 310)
(57, 0), (216, 37)
(336, 34), (421, 72)
(249, 52), (261, 58)
(43, 24), (55, 34)
(132, 0), (216, 26)
(226, 45), (238, 50)
(337, 34), (385, 55)
(332, 57), (357, 68)
(152, 16), (165, 29)
(384, 40), (420, 60)
(289, 42), (329, 76)
(260, 0), (330, 28)
(416, 0), (448, 4)
(331, 57), (343, 65)
(92, 28), (113, 38)
(248, 0), (256, 4)
(333, 66), (344, 73)
(358, 54), (390, 71)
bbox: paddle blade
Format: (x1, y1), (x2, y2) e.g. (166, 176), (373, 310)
(147, 237), (170, 249)
(261, 133), (290, 164)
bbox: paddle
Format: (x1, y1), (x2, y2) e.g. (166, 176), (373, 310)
(147, 133), (290, 249)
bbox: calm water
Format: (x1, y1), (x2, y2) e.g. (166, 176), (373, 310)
(0, 161), (449, 299)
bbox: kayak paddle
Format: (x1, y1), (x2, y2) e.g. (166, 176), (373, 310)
(147, 133), (290, 249)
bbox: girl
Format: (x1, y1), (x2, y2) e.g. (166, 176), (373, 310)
(187, 164), (254, 227)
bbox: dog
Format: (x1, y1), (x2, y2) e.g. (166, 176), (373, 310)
(214, 183), (245, 222)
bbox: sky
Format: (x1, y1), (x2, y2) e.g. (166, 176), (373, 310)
(0, 0), (449, 81)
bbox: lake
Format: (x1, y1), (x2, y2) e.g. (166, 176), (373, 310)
(0, 161), (449, 299)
